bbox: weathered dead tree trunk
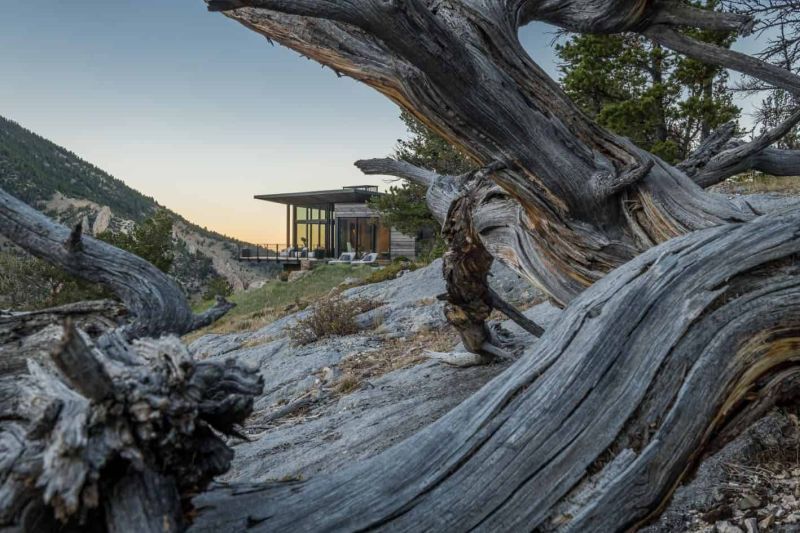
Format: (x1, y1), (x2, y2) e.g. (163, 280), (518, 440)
(188, 1), (800, 529)
(202, 0), (800, 362)
(190, 208), (800, 531)
(0, 187), (233, 339)
(205, 0), (800, 358)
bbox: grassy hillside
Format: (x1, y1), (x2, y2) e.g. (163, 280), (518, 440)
(189, 264), (376, 337)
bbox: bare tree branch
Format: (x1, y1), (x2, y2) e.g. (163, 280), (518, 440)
(206, 0), (363, 25)
(645, 24), (800, 95)
(694, 108), (800, 186)
(677, 122), (738, 178)
(487, 287), (545, 337)
(652, 2), (754, 33)
(354, 158), (439, 187)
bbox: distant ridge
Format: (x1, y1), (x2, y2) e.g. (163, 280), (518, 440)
(0, 115), (268, 292)
(0, 115), (157, 222)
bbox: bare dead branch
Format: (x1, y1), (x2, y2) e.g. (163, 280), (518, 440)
(653, 2), (754, 33)
(0, 187), (232, 338)
(678, 122), (738, 178)
(354, 158), (439, 187)
(487, 287), (545, 337)
(693, 108), (800, 186)
(206, 0), (363, 25)
(645, 25), (800, 95)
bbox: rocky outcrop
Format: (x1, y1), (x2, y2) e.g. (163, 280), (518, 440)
(189, 259), (555, 481)
(40, 192), (273, 294)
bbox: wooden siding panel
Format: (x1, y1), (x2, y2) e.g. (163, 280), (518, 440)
(390, 228), (416, 260)
(333, 203), (377, 218)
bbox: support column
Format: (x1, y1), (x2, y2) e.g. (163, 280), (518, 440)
(286, 204), (290, 249)
(292, 206), (297, 249)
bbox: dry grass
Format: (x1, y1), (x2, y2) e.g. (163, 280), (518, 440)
(184, 264), (374, 342)
(330, 328), (460, 396)
(288, 295), (381, 346)
(714, 174), (800, 195)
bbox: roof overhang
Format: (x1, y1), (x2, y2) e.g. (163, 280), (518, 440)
(254, 188), (381, 209)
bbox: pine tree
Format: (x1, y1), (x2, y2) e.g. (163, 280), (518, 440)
(556, 1), (739, 163)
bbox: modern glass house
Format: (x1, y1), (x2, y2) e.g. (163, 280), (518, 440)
(253, 185), (416, 260)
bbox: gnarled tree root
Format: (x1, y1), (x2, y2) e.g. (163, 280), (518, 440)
(0, 323), (263, 531)
(190, 209), (800, 532)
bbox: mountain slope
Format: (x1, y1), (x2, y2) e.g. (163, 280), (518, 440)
(0, 115), (271, 293)
(0, 116), (156, 221)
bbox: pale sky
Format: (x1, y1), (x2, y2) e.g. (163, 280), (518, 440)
(1, 1), (762, 243)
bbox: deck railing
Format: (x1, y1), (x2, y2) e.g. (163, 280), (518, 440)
(237, 244), (333, 262)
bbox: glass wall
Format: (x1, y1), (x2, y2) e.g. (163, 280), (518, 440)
(337, 217), (390, 255)
(294, 207), (333, 256)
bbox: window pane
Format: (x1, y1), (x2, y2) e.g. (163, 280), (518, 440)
(358, 219), (371, 253)
(338, 218), (358, 254)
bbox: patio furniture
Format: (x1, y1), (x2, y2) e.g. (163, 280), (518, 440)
(328, 252), (356, 264)
(352, 252), (379, 265)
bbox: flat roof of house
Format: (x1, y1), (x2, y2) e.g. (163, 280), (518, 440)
(254, 186), (381, 208)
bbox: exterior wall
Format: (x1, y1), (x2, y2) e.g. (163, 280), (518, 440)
(334, 202), (416, 259)
(333, 203), (377, 219)
(390, 228), (416, 260)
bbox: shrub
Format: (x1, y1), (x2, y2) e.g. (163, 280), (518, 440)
(363, 261), (420, 285)
(97, 210), (174, 273)
(279, 271), (290, 282)
(0, 249), (108, 310)
(288, 295), (377, 346)
(202, 275), (233, 301)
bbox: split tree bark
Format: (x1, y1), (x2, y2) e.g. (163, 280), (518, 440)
(0, 322), (262, 532)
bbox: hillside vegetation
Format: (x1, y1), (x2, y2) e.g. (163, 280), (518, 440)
(0, 115), (238, 244)
(189, 264), (377, 337)
(0, 116), (156, 221)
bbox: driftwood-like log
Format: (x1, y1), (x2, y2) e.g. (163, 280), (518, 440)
(0, 323), (262, 531)
(0, 187), (232, 339)
(191, 208), (800, 532)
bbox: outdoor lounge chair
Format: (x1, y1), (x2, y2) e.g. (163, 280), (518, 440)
(328, 252), (356, 264)
(352, 252), (379, 265)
